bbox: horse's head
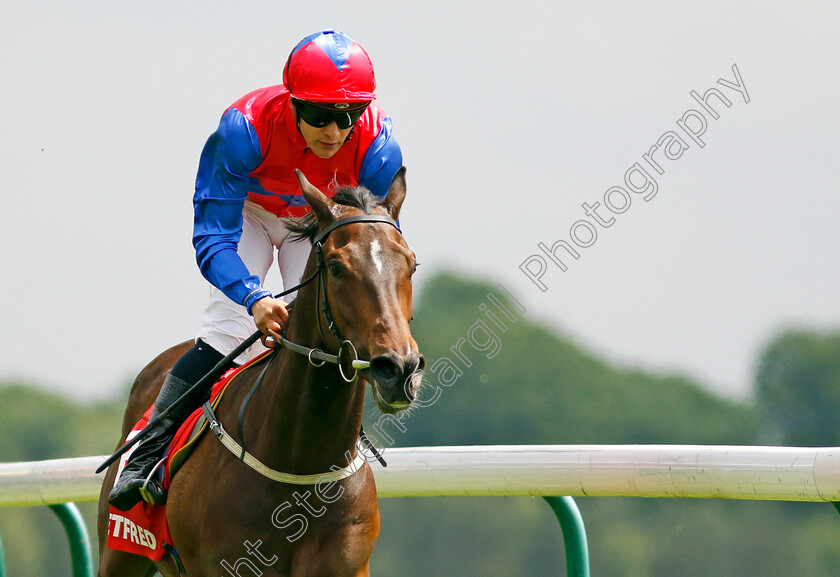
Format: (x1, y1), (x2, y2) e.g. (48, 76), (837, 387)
(294, 168), (424, 414)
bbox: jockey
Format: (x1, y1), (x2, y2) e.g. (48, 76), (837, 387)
(109, 29), (403, 511)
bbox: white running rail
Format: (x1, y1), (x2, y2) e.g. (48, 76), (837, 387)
(1, 445), (839, 507)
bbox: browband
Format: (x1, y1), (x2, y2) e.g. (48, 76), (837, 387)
(313, 214), (399, 245)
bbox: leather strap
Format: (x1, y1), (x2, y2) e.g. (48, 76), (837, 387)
(313, 214), (398, 244)
(202, 401), (367, 484)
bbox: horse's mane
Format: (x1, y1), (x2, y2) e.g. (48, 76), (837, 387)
(284, 186), (382, 243)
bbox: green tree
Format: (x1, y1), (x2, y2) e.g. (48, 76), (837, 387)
(754, 329), (840, 445)
(374, 271), (759, 449)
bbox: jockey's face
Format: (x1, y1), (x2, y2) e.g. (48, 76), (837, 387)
(292, 100), (356, 159)
(297, 119), (353, 159)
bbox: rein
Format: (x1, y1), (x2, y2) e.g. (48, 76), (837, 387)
(96, 213), (398, 476)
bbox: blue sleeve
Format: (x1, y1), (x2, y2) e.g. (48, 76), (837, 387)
(192, 108), (271, 311)
(359, 116), (403, 200)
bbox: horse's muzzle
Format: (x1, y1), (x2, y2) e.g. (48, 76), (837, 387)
(369, 352), (425, 412)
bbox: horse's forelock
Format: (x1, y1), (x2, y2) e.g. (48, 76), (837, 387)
(284, 185), (382, 242)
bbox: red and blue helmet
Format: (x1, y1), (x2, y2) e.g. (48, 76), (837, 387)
(283, 29), (377, 103)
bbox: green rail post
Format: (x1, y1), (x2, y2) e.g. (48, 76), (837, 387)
(49, 503), (95, 577)
(543, 496), (590, 577)
(833, 502), (840, 516)
(0, 532), (6, 577)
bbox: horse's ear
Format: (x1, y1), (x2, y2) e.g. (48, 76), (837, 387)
(295, 169), (335, 224)
(380, 166), (407, 221)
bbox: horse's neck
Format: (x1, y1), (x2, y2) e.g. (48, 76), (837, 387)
(246, 284), (365, 473)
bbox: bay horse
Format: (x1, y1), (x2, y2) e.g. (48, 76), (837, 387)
(96, 168), (424, 576)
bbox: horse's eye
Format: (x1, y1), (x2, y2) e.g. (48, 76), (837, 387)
(327, 261), (344, 278)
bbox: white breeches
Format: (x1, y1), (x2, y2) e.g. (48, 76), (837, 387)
(197, 201), (311, 364)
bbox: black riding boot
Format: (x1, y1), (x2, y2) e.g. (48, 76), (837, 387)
(108, 373), (198, 510)
(108, 341), (225, 511)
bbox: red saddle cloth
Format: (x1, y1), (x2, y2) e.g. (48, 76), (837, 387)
(105, 352), (269, 560)
(105, 402), (175, 560)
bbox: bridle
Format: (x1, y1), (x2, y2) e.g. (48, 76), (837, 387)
(273, 212), (401, 382)
(198, 211), (401, 482)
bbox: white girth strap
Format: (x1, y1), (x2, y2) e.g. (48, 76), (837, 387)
(208, 415), (367, 484)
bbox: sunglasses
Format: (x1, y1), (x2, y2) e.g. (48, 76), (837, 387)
(293, 99), (368, 130)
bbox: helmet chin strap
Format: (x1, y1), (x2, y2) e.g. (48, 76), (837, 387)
(291, 101), (303, 137)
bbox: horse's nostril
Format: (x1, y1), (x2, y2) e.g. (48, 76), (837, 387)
(370, 353), (423, 385)
(414, 354), (426, 374)
(370, 354), (402, 385)
(369, 352), (423, 411)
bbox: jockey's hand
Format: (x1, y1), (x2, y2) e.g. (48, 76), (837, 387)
(251, 296), (290, 348)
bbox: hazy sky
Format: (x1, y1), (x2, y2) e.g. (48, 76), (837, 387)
(2, 1), (838, 401)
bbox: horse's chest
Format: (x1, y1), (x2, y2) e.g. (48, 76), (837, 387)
(171, 459), (379, 577)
